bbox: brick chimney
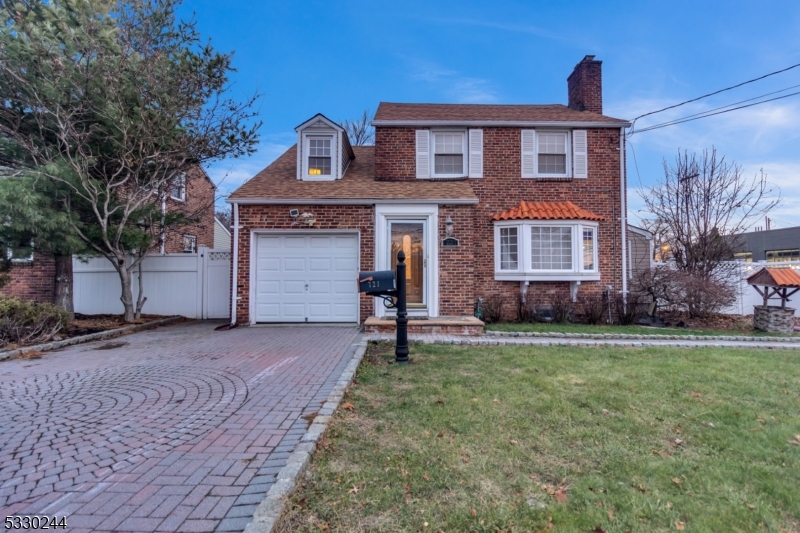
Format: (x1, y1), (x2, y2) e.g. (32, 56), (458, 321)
(567, 55), (603, 114)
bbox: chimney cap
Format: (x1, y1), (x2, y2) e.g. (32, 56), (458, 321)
(583, 55), (596, 62)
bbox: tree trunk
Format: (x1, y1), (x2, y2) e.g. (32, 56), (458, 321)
(53, 253), (74, 315)
(134, 260), (147, 320)
(117, 265), (136, 322)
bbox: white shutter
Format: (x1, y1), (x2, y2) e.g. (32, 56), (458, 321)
(468, 129), (483, 178)
(415, 130), (430, 179)
(572, 130), (588, 179)
(521, 130), (535, 178)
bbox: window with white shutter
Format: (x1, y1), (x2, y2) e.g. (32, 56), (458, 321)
(572, 130), (588, 179)
(521, 130), (535, 178)
(415, 130), (430, 179)
(468, 129), (483, 178)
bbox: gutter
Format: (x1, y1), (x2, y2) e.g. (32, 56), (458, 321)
(230, 202), (239, 326)
(225, 197), (479, 206)
(372, 120), (632, 128)
(620, 128), (628, 298)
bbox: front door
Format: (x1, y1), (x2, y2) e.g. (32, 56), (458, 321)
(389, 221), (426, 308)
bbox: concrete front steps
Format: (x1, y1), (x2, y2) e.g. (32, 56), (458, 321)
(364, 316), (484, 336)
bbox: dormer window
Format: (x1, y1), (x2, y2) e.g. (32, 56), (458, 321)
(308, 137), (332, 176)
(295, 113), (354, 181)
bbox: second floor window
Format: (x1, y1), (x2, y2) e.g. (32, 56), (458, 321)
(537, 132), (569, 176)
(308, 138), (331, 176)
(170, 175), (186, 201)
(433, 132), (465, 176)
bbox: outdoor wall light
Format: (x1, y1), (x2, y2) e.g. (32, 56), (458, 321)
(445, 215), (454, 237)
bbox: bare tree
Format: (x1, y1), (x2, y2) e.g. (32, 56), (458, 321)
(215, 206), (232, 232)
(342, 109), (374, 146)
(638, 148), (779, 278)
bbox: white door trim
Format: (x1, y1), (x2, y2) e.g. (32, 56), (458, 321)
(249, 229), (361, 325)
(374, 204), (439, 318)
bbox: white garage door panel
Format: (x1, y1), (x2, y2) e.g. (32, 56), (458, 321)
(255, 234), (359, 323)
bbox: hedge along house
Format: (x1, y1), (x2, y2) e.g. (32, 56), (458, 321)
(227, 56), (631, 325)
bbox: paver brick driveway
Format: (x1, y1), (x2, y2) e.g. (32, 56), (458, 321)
(0, 322), (362, 532)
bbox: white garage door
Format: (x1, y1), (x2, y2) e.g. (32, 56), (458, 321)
(255, 233), (359, 323)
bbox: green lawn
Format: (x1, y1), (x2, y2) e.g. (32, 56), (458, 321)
(486, 321), (799, 337)
(278, 343), (800, 533)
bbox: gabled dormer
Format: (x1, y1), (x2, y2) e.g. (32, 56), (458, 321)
(295, 113), (355, 181)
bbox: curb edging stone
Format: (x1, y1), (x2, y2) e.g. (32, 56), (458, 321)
(485, 330), (800, 343)
(0, 316), (182, 362)
(244, 339), (368, 533)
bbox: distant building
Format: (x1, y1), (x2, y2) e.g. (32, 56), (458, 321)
(732, 226), (800, 263)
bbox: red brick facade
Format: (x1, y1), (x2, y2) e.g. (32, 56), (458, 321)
(1, 170), (216, 305)
(234, 205), (375, 322)
(0, 253), (55, 303)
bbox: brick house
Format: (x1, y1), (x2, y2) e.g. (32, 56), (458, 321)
(227, 56), (631, 324)
(1, 167), (216, 305)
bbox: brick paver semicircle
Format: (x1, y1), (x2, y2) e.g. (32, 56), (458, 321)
(0, 322), (362, 533)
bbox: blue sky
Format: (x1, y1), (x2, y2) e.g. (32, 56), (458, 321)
(179, 1), (800, 229)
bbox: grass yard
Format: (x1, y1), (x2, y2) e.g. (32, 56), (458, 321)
(278, 343), (800, 533)
(485, 322), (799, 338)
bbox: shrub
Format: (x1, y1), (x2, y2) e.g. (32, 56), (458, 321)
(681, 274), (736, 318)
(515, 293), (539, 323)
(0, 297), (71, 349)
(576, 292), (607, 324)
(631, 266), (735, 318)
(549, 292), (573, 324)
(479, 295), (507, 324)
(613, 292), (647, 326)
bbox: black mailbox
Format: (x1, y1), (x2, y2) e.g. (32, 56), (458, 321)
(358, 270), (397, 296)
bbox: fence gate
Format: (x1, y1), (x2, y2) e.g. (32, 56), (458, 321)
(73, 245), (231, 319)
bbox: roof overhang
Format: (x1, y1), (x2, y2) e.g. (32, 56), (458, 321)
(226, 197), (479, 205)
(627, 225), (653, 240)
(372, 120), (631, 128)
(295, 113), (344, 132)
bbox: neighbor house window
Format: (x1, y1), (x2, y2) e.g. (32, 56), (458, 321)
(536, 131), (569, 176)
(170, 175), (186, 201)
(433, 132), (465, 176)
(499, 227), (519, 271)
(182, 234), (196, 253)
(308, 137), (331, 176)
(494, 222), (598, 280)
(766, 249), (799, 262)
(733, 252), (753, 263)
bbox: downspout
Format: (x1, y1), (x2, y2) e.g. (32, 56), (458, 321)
(230, 201), (239, 325)
(619, 128), (628, 300)
(160, 195), (166, 254)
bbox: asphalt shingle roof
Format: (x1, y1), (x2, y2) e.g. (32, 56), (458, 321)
(374, 102), (628, 124)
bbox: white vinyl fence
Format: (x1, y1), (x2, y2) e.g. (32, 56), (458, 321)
(73, 246), (230, 319)
(722, 260), (800, 317)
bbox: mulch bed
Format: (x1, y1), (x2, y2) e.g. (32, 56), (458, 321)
(63, 313), (162, 338)
(658, 311), (800, 333)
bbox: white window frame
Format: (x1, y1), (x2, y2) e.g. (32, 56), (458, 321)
(494, 220), (599, 281)
(534, 130), (571, 178)
(182, 234), (197, 253)
(6, 246), (33, 263)
(302, 133), (336, 181)
(170, 174), (186, 202)
(430, 130), (467, 178)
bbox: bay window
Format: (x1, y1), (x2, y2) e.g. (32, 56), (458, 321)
(494, 221), (599, 280)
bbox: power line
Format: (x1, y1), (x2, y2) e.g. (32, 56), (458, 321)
(634, 83), (800, 131)
(628, 61), (800, 131)
(632, 89), (800, 134)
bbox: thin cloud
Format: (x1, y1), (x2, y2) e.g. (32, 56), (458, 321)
(425, 17), (579, 46)
(406, 58), (499, 103)
(207, 141), (292, 204)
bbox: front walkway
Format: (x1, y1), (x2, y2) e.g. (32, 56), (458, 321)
(0, 322), (362, 532)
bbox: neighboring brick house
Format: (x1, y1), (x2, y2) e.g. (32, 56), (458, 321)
(0, 167), (216, 305)
(227, 56), (631, 324)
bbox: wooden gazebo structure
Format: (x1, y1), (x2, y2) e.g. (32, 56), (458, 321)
(745, 267), (800, 332)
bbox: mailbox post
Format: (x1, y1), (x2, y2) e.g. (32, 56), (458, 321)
(394, 251), (409, 364)
(357, 251), (409, 364)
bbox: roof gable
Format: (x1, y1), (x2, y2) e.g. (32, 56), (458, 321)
(295, 113), (343, 132)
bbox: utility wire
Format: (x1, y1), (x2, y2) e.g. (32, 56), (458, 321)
(628, 61), (800, 131)
(635, 83), (800, 131)
(632, 89), (800, 134)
